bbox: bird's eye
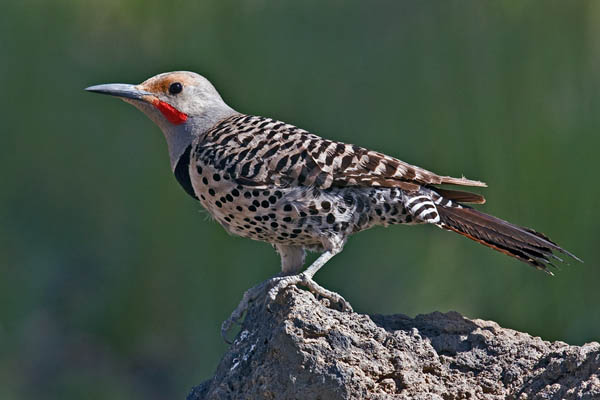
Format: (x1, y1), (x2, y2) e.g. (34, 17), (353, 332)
(169, 82), (183, 95)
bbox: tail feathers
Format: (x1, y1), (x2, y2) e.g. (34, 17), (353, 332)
(433, 187), (486, 204)
(437, 206), (581, 273)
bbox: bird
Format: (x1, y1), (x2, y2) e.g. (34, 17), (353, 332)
(86, 71), (580, 340)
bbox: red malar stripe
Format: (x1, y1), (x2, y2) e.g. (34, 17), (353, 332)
(153, 100), (188, 125)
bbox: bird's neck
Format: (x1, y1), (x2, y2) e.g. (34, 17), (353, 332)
(164, 105), (239, 171)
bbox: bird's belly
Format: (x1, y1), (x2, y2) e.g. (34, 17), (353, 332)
(189, 162), (325, 246)
(189, 162), (418, 246)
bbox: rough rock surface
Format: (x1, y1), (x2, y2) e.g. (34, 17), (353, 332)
(189, 287), (600, 400)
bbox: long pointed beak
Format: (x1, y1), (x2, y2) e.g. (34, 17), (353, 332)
(85, 83), (152, 101)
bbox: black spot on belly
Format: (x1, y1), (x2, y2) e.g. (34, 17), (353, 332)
(326, 213), (336, 224)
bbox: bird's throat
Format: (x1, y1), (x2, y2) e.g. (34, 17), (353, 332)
(152, 99), (188, 125)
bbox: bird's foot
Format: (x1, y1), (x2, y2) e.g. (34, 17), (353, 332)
(221, 279), (271, 343)
(268, 272), (353, 313)
(221, 274), (353, 343)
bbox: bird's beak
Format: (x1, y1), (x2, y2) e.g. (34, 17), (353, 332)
(85, 83), (153, 101)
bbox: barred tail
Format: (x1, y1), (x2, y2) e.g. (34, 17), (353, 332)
(437, 206), (581, 274)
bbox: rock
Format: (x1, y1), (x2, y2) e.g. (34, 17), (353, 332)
(188, 287), (600, 400)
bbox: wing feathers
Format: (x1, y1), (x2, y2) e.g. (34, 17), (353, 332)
(199, 114), (487, 192)
(439, 175), (487, 187)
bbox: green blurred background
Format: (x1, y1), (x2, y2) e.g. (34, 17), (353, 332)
(1, 1), (599, 398)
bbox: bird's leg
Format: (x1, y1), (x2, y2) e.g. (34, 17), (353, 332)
(267, 248), (353, 313)
(277, 243), (307, 276)
(221, 242), (352, 342)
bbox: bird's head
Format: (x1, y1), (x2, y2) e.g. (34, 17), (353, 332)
(86, 71), (237, 169)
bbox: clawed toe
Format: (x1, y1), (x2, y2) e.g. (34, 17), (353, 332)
(266, 275), (301, 302)
(222, 273), (353, 343)
(220, 316), (239, 344)
(221, 304), (247, 344)
(221, 280), (271, 343)
(300, 275), (353, 312)
(267, 273), (353, 312)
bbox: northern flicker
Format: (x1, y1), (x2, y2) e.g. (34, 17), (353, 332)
(86, 71), (580, 339)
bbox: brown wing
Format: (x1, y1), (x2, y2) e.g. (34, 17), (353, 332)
(313, 144), (487, 192)
(199, 114), (486, 193)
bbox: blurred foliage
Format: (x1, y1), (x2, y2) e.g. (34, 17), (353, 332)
(1, 0), (599, 399)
